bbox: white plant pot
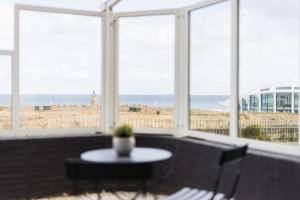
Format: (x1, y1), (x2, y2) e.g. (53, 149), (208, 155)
(113, 137), (136, 156)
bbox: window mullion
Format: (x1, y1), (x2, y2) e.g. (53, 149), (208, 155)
(101, 12), (107, 132)
(181, 8), (190, 137)
(175, 9), (190, 137)
(104, 10), (117, 134)
(174, 11), (182, 136)
(230, 0), (239, 139)
(12, 6), (20, 131)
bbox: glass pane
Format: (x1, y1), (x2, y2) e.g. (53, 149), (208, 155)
(0, 1), (14, 50)
(0, 55), (12, 129)
(0, 0), (105, 50)
(114, 0), (204, 12)
(189, 1), (231, 135)
(118, 15), (175, 129)
(20, 11), (102, 129)
(239, 0), (300, 144)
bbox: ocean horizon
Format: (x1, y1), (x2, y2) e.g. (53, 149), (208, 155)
(0, 94), (230, 111)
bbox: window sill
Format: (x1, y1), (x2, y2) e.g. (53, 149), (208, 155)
(0, 128), (174, 140)
(0, 128), (103, 140)
(186, 130), (300, 158)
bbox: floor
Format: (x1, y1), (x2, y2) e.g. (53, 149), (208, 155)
(35, 192), (166, 200)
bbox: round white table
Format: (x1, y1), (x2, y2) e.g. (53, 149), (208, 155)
(80, 147), (172, 200)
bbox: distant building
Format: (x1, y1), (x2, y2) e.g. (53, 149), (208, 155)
(241, 83), (299, 113)
(90, 91), (97, 107)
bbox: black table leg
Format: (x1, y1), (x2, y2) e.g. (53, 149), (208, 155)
(94, 180), (101, 200)
(73, 180), (79, 195)
(142, 180), (148, 194)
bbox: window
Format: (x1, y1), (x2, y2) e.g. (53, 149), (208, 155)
(249, 95), (259, 112)
(0, 55), (12, 129)
(189, 1), (231, 135)
(19, 10), (102, 129)
(118, 15), (175, 129)
(276, 93), (292, 113)
(239, 0), (299, 144)
(295, 93), (299, 114)
(261, 93), (273, 112)
(241, 98), (248, 111)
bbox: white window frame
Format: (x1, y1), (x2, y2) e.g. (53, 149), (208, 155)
(0, 0), (299, 157)
(184, 0), (235, 138)
(113, 9), (181, 135)
(182, 0), (300, 157)
(12, 4), (105, 137)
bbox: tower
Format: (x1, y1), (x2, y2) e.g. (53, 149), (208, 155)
(90, 91), (97, 107)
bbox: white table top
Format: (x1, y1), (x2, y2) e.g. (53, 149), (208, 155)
(80, 147), (172, 164)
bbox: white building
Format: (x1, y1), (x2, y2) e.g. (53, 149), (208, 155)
(241, 83), (299, 113)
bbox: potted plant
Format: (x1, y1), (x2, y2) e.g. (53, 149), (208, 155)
(113, 124), (135, 156)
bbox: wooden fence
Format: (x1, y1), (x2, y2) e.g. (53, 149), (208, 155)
(190, 119), (299, 142)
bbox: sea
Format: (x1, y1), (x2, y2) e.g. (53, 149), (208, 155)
(0, 95), (230, 111)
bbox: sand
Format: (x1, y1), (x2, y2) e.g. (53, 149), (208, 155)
(0, 105), (297, 130)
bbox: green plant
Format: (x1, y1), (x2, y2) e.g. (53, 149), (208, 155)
(240, 124), (270, 141)
(113, 124), (134, 138)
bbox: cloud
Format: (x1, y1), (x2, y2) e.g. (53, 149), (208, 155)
(0, 0), (299, 96)
(118, 15), (175, 95)
(18, 10), (102, 94)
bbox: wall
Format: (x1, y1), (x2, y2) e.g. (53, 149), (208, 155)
(0, 134), (299, 200)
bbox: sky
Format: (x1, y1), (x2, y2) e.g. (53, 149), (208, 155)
(0, 0), (299, 95)
(19, 11), (102, 95)
(119, 15), (175, 95)
(190, 1), (231, 96)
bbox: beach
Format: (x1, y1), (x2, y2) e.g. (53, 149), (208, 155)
(0, 103), (298, 143)
(20, 105), (101, 129)
(0, 104), (297, 131)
